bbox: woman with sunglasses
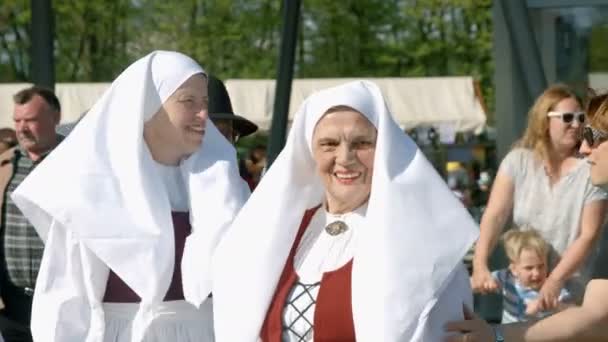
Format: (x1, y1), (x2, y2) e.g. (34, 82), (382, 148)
(580, 93), (608, 283)
(471, 84), (607, 314)
(444, 92), (608, 342)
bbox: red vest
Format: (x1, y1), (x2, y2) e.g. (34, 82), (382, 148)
(260, 207), (356, 342)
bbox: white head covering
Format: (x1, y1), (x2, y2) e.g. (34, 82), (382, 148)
(12, 51), (246, 340)
(212, 80), (478, 341)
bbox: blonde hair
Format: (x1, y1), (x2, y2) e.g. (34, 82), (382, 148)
(588, 92), (608, 132)
(502, 229), (549, 263)
(514, 84), (581, 162)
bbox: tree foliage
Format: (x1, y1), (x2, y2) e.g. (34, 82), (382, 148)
(590, 24), (608, 72)
(0, 0), (30, 80)
(0, 0), (494, 110)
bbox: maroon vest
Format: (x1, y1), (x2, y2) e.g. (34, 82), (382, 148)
(103, 212), (190, 302)
(260, 207), (356, 342)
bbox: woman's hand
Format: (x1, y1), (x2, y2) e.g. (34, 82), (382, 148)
(470, 267), (499, 294)
(444, 305), (494, 342)
(525, 299), (542, 316)
(538, 278), (562, 311)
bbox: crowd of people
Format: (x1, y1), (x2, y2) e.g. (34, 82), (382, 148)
(446, 88), (608, 342)
(0, 50), (606, 342)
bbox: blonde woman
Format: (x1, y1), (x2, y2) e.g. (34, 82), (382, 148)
(446, 91), (608, 342)
(471, 84), (607, 312)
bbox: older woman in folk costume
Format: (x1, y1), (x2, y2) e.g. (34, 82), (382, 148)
(10, 51), (247, 341)
(212, 81), (479, 341)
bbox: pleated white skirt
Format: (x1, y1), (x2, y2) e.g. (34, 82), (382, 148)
(103, 300), (214, 342)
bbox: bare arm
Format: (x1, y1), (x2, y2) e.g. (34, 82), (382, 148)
(471, 171), (515, 292)
(548, 200), (607, 285)
(538, 199), (608, 310)
(506, 279), (608, 342)
(445, 280), (608, 342)
(473, 171), (515, 267)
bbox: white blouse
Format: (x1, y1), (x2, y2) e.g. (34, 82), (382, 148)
(153, 160), (188, 212)
(282, 203), (367, 342)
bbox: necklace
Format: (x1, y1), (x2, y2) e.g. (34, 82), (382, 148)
(324, 220), (349, 236)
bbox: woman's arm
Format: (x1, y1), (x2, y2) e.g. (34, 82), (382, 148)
(539, 199), (607, 309)
(471, 171), (515, 293)
(521, 279), (608, 341)
(445, 279), (608, 342)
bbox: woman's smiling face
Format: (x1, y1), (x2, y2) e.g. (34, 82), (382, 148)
(311, 107), (377, 214)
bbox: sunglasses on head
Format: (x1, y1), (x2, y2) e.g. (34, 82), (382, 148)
(582, 125), (608, 147)
(547, 111), (585, 124)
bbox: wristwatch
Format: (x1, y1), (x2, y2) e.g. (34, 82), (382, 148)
(492, 324), (505, 342)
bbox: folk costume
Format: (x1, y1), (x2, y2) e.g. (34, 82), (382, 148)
(12, 51), (247, 341)
(212, 81), (479, 341)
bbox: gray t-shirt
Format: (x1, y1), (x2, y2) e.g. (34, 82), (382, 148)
(499, 148), (607, 297)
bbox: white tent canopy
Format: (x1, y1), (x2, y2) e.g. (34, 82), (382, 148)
(0, 83), (110, 129)
(225, 77), (487, 134)
(0, 77), (486, 134)
(590, 73), (608, 92)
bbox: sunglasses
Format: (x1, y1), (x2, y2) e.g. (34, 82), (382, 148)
(582, 125), (608, 147)
(547, 111), (585, 124)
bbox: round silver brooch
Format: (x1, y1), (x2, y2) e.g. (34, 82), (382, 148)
(325, 220), (349, 236)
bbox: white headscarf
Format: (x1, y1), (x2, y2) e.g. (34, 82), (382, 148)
(212, 80), (478, 341)
(12, 51), (247, 340)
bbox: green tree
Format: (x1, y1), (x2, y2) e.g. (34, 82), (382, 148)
(0, 0), (495, 114)
(589, 24), (608, 72)
(297, 0), (494, 117)
(0, 0), (30, 81)
(298, 0), (400, 77)
(132, 0), (281, 79)
(54, 0), (135, 81)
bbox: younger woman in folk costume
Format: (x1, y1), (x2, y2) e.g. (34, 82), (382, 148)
(212, 81), (479, 341)
(11, 51), (247, 341)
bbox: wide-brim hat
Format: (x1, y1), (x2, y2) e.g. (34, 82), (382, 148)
(208, 75), (258, 137)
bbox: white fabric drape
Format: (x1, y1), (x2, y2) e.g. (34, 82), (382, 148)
(11, 51), (247, 341)
(293, 204), (366, 283)
(103, 300), (214, 342)
(212, 80), (478, 341)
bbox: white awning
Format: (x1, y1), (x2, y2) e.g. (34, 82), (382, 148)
(54, 83), (110, 122)
(590, 73), (608, 92)
(0, 83), (31, 127)
(0, 83), (110, 129)
(225, 77), (487, 133)
(0, 77), (487, 134)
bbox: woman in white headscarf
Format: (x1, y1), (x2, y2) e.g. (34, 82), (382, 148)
(212, 80), (479, 341)
(11, 51), (247, 341)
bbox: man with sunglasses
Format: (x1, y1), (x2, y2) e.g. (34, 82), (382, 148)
(445, 94), (608, 342)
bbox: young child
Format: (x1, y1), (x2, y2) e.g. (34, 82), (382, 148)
(491, 229), (571, 323)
